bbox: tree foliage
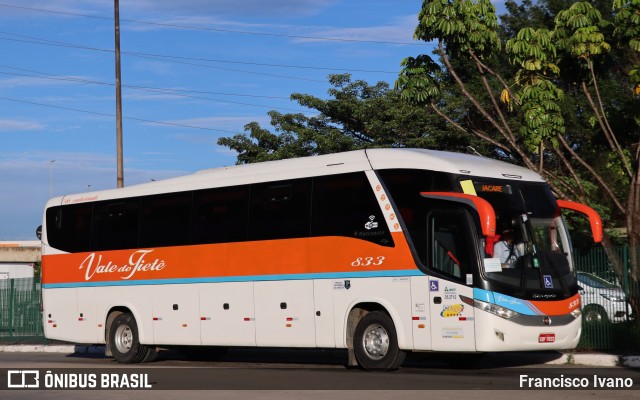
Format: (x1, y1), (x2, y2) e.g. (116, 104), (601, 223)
(613, 0), (640, 85)
(506, 27), (564, 150)
(218, 74), (466, 163)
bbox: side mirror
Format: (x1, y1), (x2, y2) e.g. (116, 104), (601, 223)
(35, 225), (42, 240)
(421, 192), (496, 237)
(557, 200), (603, 243)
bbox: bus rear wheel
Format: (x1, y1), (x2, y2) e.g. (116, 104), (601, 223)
(109, 313), (156, 364)
(353, 311), (405, 371)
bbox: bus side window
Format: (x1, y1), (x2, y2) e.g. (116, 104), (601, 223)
(311, 172), (394, 247)
(249, 179), (311, 241)
(427, 209), (471, 280)
(140, 193), (191, 247)
(46, 204), (92, 253)
(92, 200), (140, 251)
(192, 186), (249, 244)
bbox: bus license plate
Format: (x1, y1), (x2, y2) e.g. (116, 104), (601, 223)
(538, 333), (555, 343)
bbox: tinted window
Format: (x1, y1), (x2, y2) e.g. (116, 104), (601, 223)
(520, 184), (557, 218)
(428, 208), (473, 280)
(312, 172), (393, 247)
(47, 173), (404, 252)
(378, 169), (452, 224)
(92, 200), (140, 251)
(378, 169), (452, 248)
(249, 179), (311, 241)
(46, 204), (92, 253)
(193, 186), (249, 244)
(140, 193), (192, 247)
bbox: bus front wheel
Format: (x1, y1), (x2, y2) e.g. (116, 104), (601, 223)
(109, 313), (156, 363)
(353, 311), (405, 371)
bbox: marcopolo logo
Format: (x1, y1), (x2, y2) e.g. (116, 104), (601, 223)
(364, 215), (379, 230)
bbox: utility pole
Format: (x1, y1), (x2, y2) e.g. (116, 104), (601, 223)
(114, 0), (124, 188)
(49, 160), (55, 197)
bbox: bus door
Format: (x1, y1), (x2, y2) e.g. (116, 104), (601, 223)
(426, 207), (477, 351)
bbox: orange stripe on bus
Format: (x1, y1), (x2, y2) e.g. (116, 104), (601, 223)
(42, 233), (416, 285)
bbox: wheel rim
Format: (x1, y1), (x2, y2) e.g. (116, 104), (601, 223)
(362, 323), (390, 360)
(114, 323), (133, 353)
(585, 309), (603, 323)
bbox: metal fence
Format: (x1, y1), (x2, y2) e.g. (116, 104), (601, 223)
(1, 247), (638, 351)
(574, 245), (639, 352)
(0, 278), (44, 344)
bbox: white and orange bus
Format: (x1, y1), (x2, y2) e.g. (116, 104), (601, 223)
(38, 149), (602, 370)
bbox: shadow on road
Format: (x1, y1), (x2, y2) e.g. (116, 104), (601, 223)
(65, 345), (565, 369)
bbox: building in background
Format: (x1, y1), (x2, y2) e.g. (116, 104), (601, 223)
(0, 241), (40, 280)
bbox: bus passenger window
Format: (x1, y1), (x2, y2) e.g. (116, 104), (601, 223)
(192, 186), (249, 244)
(46, 204), (92, 253)
(140, 193), (191, 247)
(249, 179), (311, 241)
(311, 172), (393, 247)
(91, 200), (140, 251)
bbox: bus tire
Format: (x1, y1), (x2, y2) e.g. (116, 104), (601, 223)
(109, 313), (151, 364)
(353, 311), (405, 371)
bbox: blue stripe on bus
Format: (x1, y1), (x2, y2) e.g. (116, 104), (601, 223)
(42, 269), (424, 289)
(473, 287), (540, 316)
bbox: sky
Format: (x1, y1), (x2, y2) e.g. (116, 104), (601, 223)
(0, 1), (507, 240)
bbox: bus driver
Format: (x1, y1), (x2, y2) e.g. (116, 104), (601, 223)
(494, 229), (522, 268)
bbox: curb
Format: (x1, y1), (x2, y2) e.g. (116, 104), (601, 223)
(0, 344), (104, 354)
(620, 355), (640, 368)
(547, 353), (640, 368)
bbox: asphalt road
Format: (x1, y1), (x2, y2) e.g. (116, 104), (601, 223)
(0, 348), (638, 400)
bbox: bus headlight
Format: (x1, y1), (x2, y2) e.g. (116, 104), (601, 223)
(570, 308), (581, 319)
(472, 298), (519, 319)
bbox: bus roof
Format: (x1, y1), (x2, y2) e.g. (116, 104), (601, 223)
(48, 148), (545, 207)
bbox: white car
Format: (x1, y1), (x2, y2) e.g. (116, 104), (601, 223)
(577, 272), (634, 323)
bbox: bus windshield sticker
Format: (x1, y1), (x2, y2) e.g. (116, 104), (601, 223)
(483, 258), (502, 273)
(460, 180), (477, 196)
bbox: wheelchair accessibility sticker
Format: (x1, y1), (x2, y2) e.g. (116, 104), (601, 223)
(543, 275), (553, 289)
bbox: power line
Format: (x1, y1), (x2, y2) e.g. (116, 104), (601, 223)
(0, 64), (292, 99)
(0, 2), (427, 47)
(0, 95), (246, 135)
(128, 53), (328, 83)
(0, 33), (326, 83)
(0, 31), (398, 75)
(0, 69), (313, 113)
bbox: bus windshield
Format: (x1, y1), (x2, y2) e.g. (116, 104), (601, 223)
(469, 179), (577, 300)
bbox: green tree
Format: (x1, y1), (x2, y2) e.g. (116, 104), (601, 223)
(613, 0), (640, 276)
(217, 74), (466, 163)
(397, 0), (549, 177)
(613, 0), (640, 86)
(506, 27), (564, 152)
